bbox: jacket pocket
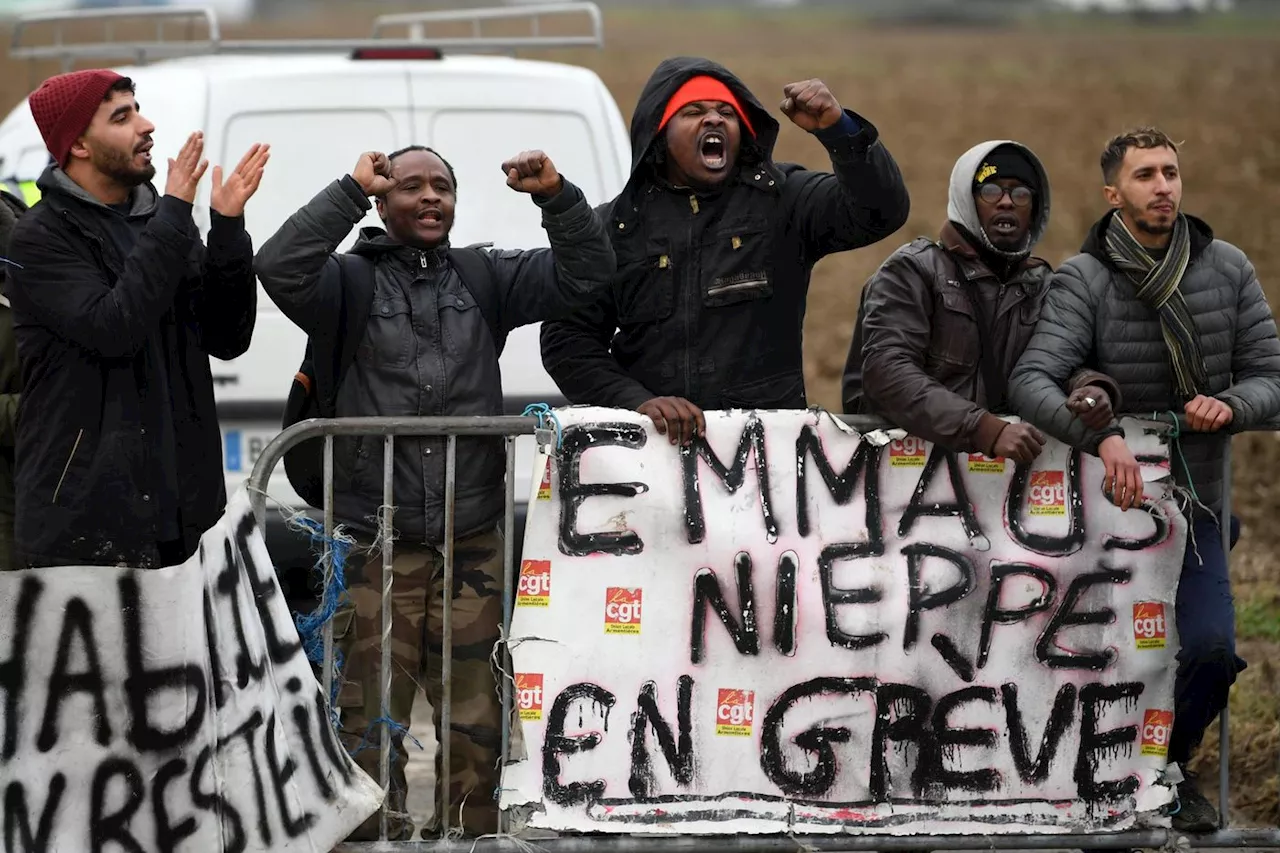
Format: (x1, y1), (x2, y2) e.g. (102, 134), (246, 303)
(615, 234), (675, 325)
(930, 287), (981, 372)
(721, 371), (806, 410)
(702, 218), (773, 308)
(357, 295), (414, 370)
(441, 285), (492, 359)
(52, 429), (86, 505)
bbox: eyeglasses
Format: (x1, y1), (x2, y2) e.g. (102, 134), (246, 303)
(977, 183), (1034, 207)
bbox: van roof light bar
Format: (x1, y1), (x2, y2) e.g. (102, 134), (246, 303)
(9, 2), (604, 70)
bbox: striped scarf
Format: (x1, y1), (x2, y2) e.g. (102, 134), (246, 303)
(1104, 212), (1206, 400)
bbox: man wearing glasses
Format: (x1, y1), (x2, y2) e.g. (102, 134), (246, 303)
(843, 141), (1118, 460)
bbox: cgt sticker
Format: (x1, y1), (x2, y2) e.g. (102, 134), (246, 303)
(537, 460), (552, 501)
(716, 689), (755, 737)
(605, 587), (642, 635)
(889, 437), (927, 468)
(1140, 709), (1174, 757)
(516, 559), (551, 607)
(516, 673), (544, 721)
(967, 452), (1007, 474)
(1028, 470), (1066, 516)
(1133, 602), (1168, 649)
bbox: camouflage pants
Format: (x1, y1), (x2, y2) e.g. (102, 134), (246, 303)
(335, 525), (508, 841)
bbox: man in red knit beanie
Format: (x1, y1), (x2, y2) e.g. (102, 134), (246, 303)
(4, 69), (270, 569)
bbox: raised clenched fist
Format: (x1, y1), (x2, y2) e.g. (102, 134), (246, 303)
(501, 150), (563, 196)
(352, 151), (397, 197)
(779, 79), (843, 132)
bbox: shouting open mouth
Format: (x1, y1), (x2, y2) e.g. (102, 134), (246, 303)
(698, 130), (727, 171)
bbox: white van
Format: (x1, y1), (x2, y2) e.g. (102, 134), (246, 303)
(0, 2), (631, 588)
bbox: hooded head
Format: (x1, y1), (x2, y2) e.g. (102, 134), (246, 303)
(626, 57), (779, 193)
(947, 140), (1050, 260)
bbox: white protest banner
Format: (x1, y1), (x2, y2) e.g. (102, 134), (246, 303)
(0, 489), (383, 852)
(500, 407), (1188, 835)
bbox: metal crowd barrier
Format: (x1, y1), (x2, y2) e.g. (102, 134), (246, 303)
(244, 413), (1280, 852)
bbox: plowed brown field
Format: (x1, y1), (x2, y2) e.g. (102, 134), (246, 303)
(2, 2), (1276, 827)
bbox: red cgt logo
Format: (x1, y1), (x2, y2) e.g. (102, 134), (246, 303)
(1133, 602), (1168, 649)
(516, 560), (551, 607)
(516, 673), (544, 720)
(889, 437), (927, 467)
(1140, 709), (1174, 756)
(604, 588), (642, 634)
(1028, 471), (1066, 515)
(715, 689), (755, 737)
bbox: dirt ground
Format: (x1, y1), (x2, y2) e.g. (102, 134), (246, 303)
(1, 2), (1277, 831)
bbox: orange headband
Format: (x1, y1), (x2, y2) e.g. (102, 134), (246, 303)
(658, 75), (756, 137)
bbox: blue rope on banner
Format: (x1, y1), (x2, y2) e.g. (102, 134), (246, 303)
(522, 401), (563, 450)
(291, 516), (353, 656)
(287, 515), (352, 721)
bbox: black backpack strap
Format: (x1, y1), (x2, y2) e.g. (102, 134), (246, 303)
(324, 253), (377, 414)
(950, 256), (1008, 414)
(447, 245), (506, 353)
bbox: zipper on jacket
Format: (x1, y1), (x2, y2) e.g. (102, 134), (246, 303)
(683, 194), (699, 398)
(706, 278), (767, 298)
(52, 429), (84, 504)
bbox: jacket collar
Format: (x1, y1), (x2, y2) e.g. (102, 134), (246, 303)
(939, 220), (1049, 283)
(1080, 208), (1214, 271)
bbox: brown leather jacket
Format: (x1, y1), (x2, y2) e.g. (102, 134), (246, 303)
(843, 222), (1120, 455)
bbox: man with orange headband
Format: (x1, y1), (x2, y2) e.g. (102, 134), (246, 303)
(540, 57), (910, 442)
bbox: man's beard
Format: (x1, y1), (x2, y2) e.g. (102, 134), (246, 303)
(1129, 201), (1175, 236)
(93, 145), (155, 189)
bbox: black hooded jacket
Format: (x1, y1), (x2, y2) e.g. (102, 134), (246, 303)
(539, 56), (910, 411)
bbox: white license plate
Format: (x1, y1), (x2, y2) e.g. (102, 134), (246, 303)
(221, 424), (284, 474)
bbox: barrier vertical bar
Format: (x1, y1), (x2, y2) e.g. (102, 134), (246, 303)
(1218, 441), (1233, 830)
(323, 434), (335, 709)
(441, 435), (457, 837)
(379, 435), (395, 841)
(498, 435), (516, 835)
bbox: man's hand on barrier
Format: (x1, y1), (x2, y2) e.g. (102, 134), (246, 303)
(501, 150), (563, 197)
(352, 151), (397, 197)
(1066, 385), (1114, 431)
(211, 142), (270, 218)
(165, 131), (208, 204)
(1099, 434), (1143, 511)
(638, 396), (705, 447)
(991, 422), (1046, 464)
(1184, 394), (1234, 432)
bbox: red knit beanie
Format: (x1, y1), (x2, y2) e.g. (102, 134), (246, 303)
(659, 75), (755, 138)
(29, 69), (127, 167)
